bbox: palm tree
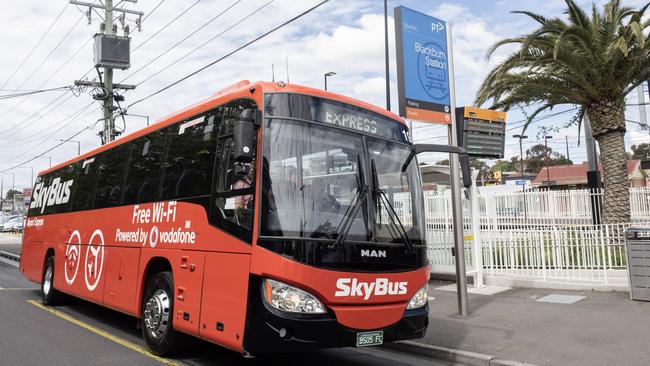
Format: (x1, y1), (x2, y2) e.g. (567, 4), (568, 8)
(475, 0), (650, 224)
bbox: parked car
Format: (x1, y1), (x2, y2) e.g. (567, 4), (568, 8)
(1, 216), (23, 232)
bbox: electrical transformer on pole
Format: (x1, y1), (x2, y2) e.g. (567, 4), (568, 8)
(70, 0), (142, 144)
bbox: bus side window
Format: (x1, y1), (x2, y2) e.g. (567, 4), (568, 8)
(70, 156), (101, 212)
(123, 130), (166, 205)
(41, 162), (79, 215)
(211, 99), (257, 243)
(94, 144), (131, 209)
(161, 109), (220, 201)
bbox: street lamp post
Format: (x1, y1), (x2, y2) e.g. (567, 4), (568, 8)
(57, 139), (81, 155)
(35, 156), (52, 168)
(324, 71), (336, 91)
(544, 135), (553, 188)
(125, 113), (150, 127)
(1, 173), (15, 214)
(19, 166), (34, 187)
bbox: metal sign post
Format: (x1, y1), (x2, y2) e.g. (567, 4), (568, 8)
(394, 7), (468, 316)
(446, 23), (468, 316)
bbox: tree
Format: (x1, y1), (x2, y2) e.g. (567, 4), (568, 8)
(475, 0), (650, 223)
(5, 189), (21, 200)
(524, 144), (573, 173)
(436, 158), (490, 175)
(631, 143), (650, 160)
(491, 160), (516, 172)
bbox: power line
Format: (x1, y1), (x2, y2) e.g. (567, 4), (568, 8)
(142, 0), (166, 22)
(0, 12), (86, 120)
(128, 0), (326, 97)
(0, 3), (69, 91)
(122, 0), (241, 83)
(131, 0), (202, 54)
(130, 0), (274, 87)
(0, 103), (98, 165)
(0, 86), (72, 100)
(0, 127), (91, 174)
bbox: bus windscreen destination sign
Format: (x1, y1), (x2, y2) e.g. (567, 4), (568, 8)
(395, 6), (451, 124)
(455, 107), (507, 159)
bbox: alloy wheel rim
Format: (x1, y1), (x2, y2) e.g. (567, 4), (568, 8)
(143, 289), (170, 340)
(43, 265), (52, 296)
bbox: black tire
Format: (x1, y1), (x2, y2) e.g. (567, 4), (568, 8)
(42, 256), (62, 305)
(141, 271), (185, 356)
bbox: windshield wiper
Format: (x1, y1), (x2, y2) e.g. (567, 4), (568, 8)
(371, 159), (414, 252)
(328, 154), (370, 249)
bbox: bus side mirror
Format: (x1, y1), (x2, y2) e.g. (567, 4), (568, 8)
(408, 144), (473, 189)
(233, 109), (257, 178)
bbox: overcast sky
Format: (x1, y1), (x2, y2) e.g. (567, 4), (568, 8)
(0, 0), (648, 191)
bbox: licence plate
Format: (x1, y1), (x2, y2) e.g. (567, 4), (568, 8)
(355, 331), (383, 347)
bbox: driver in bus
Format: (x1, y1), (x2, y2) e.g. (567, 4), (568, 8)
(310, 178), (340, 213)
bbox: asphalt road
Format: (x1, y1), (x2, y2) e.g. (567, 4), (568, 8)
(0, 239), (453, 366)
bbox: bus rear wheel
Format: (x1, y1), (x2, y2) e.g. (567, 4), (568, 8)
(42, 256), (62, 305)
(142, 271), (184, 356)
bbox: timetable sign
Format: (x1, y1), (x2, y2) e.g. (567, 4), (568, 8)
(456, 107), (507, 159)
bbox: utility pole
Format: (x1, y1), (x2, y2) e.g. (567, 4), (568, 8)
(103, 0), (116, 144)
(70, 0), (142, 145)
(513, 134), (529, 220)
(637, 84), (647, 128)
(513, 134), (528, 179)
(544, 135), (553, 187)
(565, 136), (570, 161)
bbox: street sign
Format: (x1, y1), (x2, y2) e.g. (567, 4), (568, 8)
(516, 180), (526, 186)
(456, 106), (507, 158)
(395, 6), (451, 124)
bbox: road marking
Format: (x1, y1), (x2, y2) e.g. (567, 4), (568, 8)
(27, 300), (182, 366)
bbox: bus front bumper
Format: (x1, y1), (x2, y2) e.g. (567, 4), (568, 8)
(243, 288), (428, 354)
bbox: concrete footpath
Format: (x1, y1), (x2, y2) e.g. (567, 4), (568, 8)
(398, 281), (650, 366)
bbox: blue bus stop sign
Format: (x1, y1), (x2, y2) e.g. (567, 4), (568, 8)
(395, 6), (451, 124)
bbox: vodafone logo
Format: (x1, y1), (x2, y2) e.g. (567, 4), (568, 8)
(84, 229), (105, 291)
(64, 230), (81, 285)
(335, 278), (408, 300)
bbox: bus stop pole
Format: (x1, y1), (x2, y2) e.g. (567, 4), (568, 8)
(446, 23), (469, 316)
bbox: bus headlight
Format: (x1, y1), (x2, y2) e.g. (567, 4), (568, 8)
(406, 284), (428, 310)
(263, 279), (326, 314)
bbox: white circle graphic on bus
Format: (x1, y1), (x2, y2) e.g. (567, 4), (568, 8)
(84, 229), (105, 291)
(64, 230), (82, 285)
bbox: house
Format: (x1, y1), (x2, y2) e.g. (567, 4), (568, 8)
(531, 160), (648, 189)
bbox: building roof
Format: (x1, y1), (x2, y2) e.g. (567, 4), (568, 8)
(532, 160), (645, 187)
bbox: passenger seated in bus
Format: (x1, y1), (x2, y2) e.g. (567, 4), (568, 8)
(308, 178), (340, 213)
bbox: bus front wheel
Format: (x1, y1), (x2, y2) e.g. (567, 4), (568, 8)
(142, 271), (184, 356)
(42, 256), (62, 305)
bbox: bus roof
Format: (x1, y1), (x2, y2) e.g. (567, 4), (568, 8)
(40, 80), (405, 176)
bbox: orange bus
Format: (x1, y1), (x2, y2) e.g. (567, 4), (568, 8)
(20, 80), (469, 356)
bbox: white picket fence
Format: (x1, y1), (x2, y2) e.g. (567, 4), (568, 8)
(425, 187), (650, 227)
(396, 188), (650, 287)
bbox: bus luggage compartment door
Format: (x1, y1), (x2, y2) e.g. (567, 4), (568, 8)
(199, 252), (251, 352)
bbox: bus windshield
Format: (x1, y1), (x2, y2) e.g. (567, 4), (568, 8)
(261, 94), (425, 247)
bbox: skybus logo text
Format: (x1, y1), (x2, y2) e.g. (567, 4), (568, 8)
(30, 178), (74, 213)
(335, 278), (408, 300)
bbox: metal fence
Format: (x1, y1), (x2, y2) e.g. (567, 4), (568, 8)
(425, 187), (650, 227)
(400, 187), (650, 286)
(481, 223), (631, 282)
